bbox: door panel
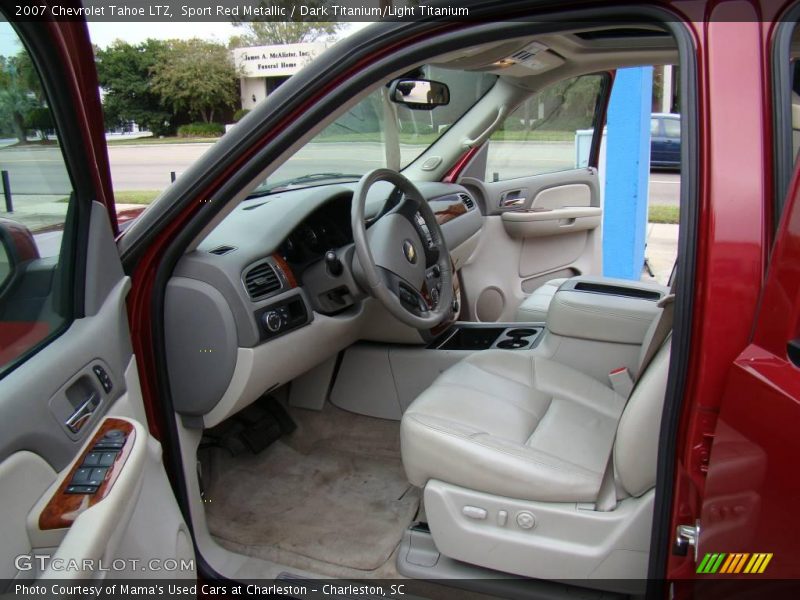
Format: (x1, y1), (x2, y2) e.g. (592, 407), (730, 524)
(459, 169), (602, 321)
(0, 11), (194, 582)
(0, 205), (194, 583)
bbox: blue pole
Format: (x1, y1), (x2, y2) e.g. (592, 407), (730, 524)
(602, 67), (653, 280)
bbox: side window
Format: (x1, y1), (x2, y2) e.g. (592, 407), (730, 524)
(650, 118), (662, 137)
(485, 74), (604, 182)
(663, 117), (680, 139)
(0, 20), (76, 376)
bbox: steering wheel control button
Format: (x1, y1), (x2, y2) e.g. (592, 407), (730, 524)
(497, 510), (508, 526)
(462, 506), (488, 520)
(516, 511), (536, 530)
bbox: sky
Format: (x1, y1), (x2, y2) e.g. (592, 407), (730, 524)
(0, 21), (370, 57)
(87, 21), (239, 48)
(87, 21), (369, 49)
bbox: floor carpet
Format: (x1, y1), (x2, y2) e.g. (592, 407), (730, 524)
(202, 403), (419, 572)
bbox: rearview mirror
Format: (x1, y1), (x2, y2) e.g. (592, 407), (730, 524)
(389, 79), (450, 110)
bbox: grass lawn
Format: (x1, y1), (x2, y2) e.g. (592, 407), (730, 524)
(114, 190), (161, 205)
(648, 204), (679, 224)
(106, 137), (221, 146)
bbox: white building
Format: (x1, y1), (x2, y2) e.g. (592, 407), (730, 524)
(232, 43), (328, 110)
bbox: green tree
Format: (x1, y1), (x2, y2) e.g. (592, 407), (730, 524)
(0, 54), (39, 143)
(95, 39), (173, 135)
(25, 107), (53, 140)
(230, 21), (342, 46)
(151, 39), (239, 124)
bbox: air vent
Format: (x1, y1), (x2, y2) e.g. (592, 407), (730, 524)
(243, 261), (281, 300)
(208, 245), (236, 256)
(458, 193), (475, 210)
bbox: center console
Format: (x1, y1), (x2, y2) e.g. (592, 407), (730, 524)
(546, 276), (666, 345)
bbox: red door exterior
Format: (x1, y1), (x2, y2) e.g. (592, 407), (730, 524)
(665, 3), (800, 588)
(688, 148), (800, 580)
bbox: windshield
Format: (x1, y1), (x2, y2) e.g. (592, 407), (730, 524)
(250, 66), (497, 196)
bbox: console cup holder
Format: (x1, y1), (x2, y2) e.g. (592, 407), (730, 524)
(497, 339), (529, 349)
(505, 328), (537, 338)
(430, 324), (543, 351)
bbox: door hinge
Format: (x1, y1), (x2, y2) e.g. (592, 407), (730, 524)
(674, 521), (700, 562)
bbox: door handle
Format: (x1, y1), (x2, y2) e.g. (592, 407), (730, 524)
(499, 190), (526, 207)
(65, 393), (101, 434)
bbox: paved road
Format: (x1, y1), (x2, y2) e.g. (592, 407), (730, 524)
(0, 141), (680, 204)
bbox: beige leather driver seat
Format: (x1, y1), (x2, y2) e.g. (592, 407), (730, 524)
(400, 309), (671, 581)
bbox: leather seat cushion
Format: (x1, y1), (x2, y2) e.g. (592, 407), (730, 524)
(515, 278), (567, 322)
(401, 350), (626, 502)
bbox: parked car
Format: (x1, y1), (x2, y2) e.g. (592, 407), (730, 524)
(651, 112), (681, 169)
(2, 1), (800, 598)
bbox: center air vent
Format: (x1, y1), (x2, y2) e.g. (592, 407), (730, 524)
(458, 193), (475, 210)
(243, 261), (282, 300)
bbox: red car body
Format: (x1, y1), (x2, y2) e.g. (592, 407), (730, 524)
(31, 0), (800, 589)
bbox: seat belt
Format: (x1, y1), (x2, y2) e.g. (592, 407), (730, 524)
(596, 281), (676, 512)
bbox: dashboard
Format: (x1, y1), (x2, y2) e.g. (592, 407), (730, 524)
(164, 180), (482, 428)
(278, 194), (353, 268)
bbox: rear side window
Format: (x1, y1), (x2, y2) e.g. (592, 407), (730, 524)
(650, 118), (661, 136)
(0, 19), (77, 377)
(484, 74), (605, 181)
(663, 118), (680, 138)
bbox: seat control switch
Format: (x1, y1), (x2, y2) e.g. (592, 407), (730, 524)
(462, 506), (487, 520)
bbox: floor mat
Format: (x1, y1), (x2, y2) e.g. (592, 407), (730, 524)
(203, 404), (419, 572)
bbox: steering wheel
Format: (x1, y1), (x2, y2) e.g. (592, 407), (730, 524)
(351, 169), (454, 329)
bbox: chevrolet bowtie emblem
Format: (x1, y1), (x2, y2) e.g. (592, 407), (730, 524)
(403, 240), (417, 264)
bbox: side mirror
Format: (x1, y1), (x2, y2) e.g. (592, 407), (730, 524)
(389, 78), (450, 110)
(0, 218), (39, 294)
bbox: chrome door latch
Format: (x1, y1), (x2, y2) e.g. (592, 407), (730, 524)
(674, 521), (700, 562)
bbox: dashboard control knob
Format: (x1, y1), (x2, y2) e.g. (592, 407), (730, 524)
(431, 264), (441, 278)
(325, 250), (343, 277)
(263, 310), (282, 333)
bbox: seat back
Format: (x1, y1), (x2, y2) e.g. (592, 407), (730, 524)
(613, 307), (672, 498)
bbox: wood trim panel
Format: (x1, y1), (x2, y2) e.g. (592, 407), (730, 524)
(39, 419), (136, 530)
(272, 253), (297, 288)
(434, 200), (467, 225)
